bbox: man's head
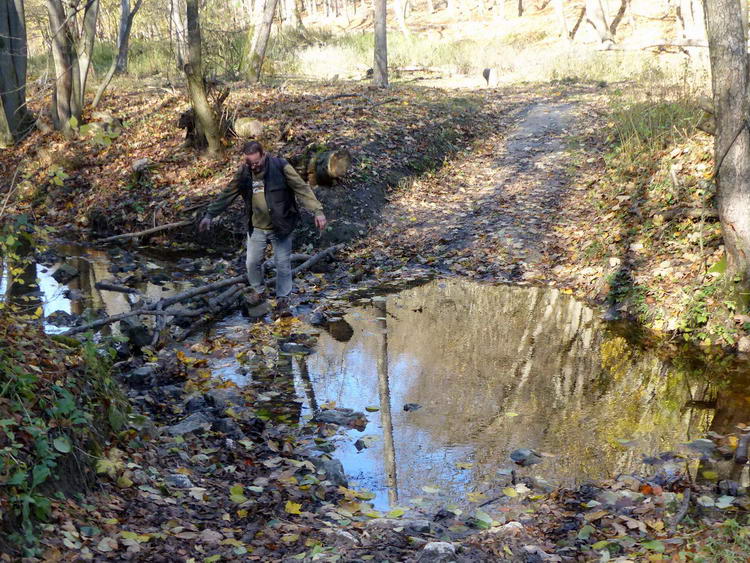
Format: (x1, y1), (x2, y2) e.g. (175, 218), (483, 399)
(242, 141), (265, 173)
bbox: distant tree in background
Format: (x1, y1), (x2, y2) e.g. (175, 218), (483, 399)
(44, 0), (99, 135)
(93, 0), (144, 108)
(0, 0), (30, 147)
(170, 0), (188, 69)
(585, 0), (613, 46)
(248, 0), (279, 83)
(373, 0), (387, 87)
(703, 0), (750, 284)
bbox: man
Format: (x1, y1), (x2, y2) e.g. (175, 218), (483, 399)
(199, 141), (327, 317)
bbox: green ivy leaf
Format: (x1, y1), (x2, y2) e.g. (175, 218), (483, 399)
(32, 464), (51, 488)
(7, 470), (27, 486)
(53, 436), (72, 453)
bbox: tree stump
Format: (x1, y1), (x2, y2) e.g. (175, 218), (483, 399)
(307, 149), (352, 186)
(483, 68), (498, 87)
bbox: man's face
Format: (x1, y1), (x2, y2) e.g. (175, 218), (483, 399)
(245, 151), (265, 173)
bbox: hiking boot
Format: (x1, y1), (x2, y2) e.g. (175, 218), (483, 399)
(273, 297), (293, 319)
(243, 288), (265, 308)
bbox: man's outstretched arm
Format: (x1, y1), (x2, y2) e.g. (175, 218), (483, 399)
(199, 169), (245, 231)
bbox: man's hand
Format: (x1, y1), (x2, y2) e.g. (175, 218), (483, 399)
(198, 216), (213, 232)
(315, 215), (327, 231)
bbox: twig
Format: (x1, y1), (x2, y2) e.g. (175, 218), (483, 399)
(94, 281), (142, 295)
(97, 219), (193, 243)
(150, 302), (165, 347)
(356, 97), (399, 110)
(669, 488), (691, 532)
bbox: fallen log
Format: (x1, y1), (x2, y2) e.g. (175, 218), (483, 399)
(97, 220), (193, 243)
(177, 285), (244, 341)
(311, 150), (352, 186)
(62, 244), (345, 336)
(95, 281), (141, 294)
(289, 143), (352, 187)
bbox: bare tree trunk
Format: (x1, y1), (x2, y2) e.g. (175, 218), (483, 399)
(394, 0), (409, 36)
(373, 0), (387, 87)
(495, 0), (504, 19)
(45, 0), (76, 134)
(553, 0), (569, 38)
(184, 0), (222, 154)
(170, 0), (187, 69)
(375, 298), (398, 506)
(248, 0), (278, 83)
(678, 0), (705, 41)
(585, 0), (613, 45)
(76, 0), (100, 110)
(114, 0), (142, 72)
(94, 0), (142, 107)
(517, 0), (523, 16)
(704, 0), (750, 282)
(0, 0), (29, 146)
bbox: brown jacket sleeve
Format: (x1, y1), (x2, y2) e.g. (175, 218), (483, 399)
(283, 164), (324, 217)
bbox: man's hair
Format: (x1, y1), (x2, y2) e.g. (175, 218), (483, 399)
(241, 140), (264, 155)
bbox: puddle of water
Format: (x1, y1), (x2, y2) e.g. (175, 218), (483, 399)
(293, 279), (749, 510)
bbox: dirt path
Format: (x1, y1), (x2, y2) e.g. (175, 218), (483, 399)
(360, 89), (587, 284)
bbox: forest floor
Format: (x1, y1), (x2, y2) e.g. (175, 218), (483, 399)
(3, 79), (750, 561)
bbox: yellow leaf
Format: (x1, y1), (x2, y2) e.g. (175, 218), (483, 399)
(116, 475), (133, 488)
(503, 487), (518, 498)
(467, 492), (486, 503)
(285, 501), (302, 515)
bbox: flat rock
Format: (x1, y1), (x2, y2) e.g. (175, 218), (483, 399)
(321, 528), (359, 546)
(184, 394), (208, 413)
(122, 365), (157, 387)
(205, 388), (244, 410)
(165, 473), (194, 488)
(52, 263), (79, 284)
(366, 518), (431, 535)
(312, 456), (348, 488)
(213, 417), (245, 439)
(46, 310), (79, 327)
(167, 412), (212, 436)
(510, 448), (543, 467)
(417, 541), (457, 562)
(313, 408), (367, 431)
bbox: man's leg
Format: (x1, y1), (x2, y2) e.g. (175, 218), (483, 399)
(270, 232), (293, 298)
(246, 229), (268, 293)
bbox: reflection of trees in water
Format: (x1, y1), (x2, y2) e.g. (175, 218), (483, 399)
(305, 279), (750, 504)
(387, 280), (720, 483)
(310, 280), (737, 495)
(375, 298), (398, 506)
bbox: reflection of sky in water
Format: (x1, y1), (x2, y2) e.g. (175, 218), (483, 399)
(302, 311), (479, 510)
(1, 262), (72, 334)
(2, 246), (193, 335)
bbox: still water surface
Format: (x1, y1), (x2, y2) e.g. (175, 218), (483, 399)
(5, 248), (748, 510)
(295, 279), (748, 509)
